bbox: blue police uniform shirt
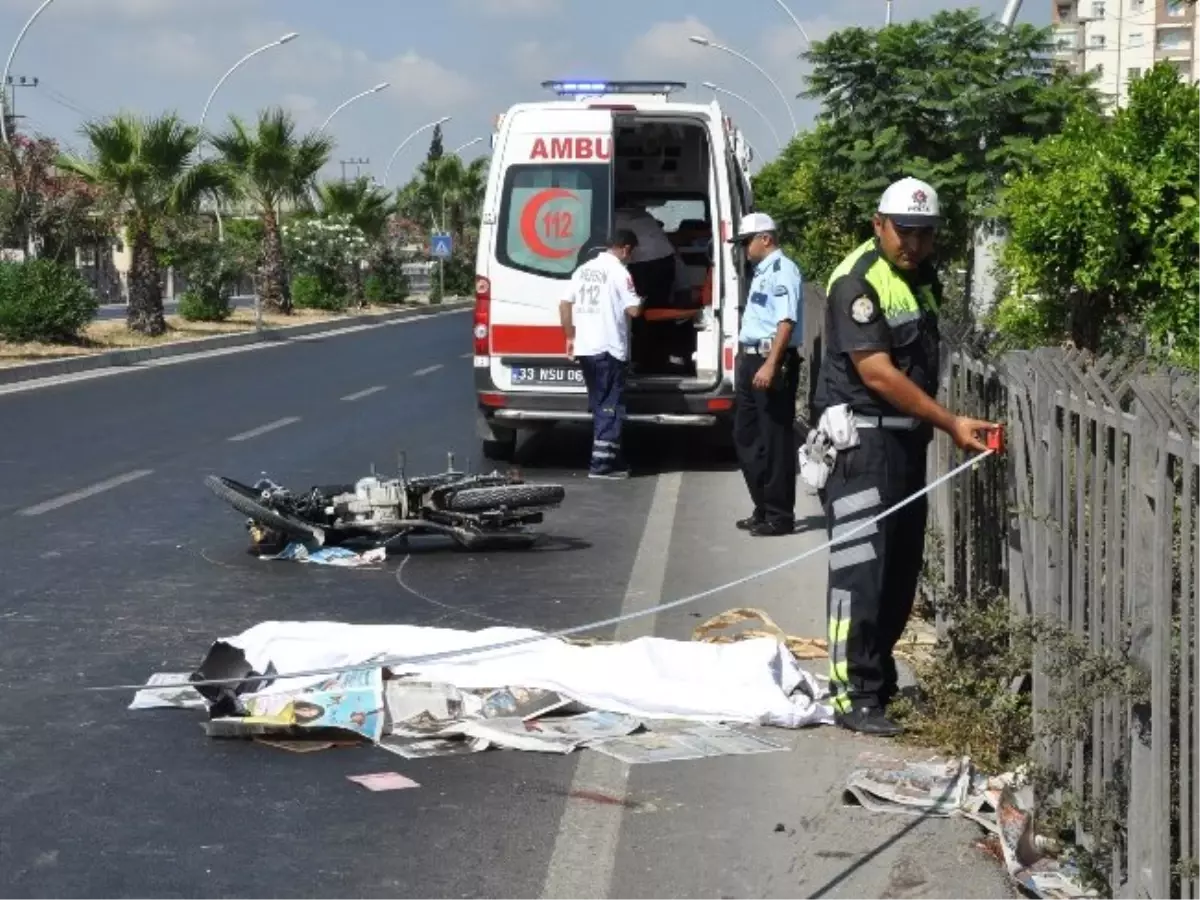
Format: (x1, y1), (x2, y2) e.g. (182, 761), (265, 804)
(739, 248), (804, 347)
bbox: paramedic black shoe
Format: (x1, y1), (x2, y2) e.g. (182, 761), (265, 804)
(588, 467), (631, 480)
(835, 706), (903, 737)
(748, 520), (794, 537)
(736, 514), (764, 531)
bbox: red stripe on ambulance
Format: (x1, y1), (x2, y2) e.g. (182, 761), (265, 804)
(491, 324), (568, 356)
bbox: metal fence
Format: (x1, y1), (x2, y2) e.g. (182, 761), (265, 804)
(927, 346), (1199, 899)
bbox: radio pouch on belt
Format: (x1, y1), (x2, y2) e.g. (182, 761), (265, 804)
(798, 404), (859, 490)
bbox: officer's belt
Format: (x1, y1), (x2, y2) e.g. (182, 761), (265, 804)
(739, 339), (798, 356)
(853, 413), (919, 431)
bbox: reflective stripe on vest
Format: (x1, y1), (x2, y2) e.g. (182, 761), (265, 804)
(825, 239), (937, 324)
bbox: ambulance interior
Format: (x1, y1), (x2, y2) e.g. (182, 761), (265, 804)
(611, 114), (718, 382)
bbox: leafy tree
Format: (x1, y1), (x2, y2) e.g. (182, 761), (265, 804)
(753, 9), (1099, 289)
(426, 123), (444, 164)
(396, 153), (487, 248)
(210, 107), (334, 313)
(995, 63), (1199, 367)
(315, 176), (395, 241)
(59, 112), (227, 335)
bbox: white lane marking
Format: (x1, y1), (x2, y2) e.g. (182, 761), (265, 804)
(413, 364), (443, 377)
(18, 469), (155, 516)
(460, 352), (472, 359)
(341, 385), (387, 402)
(0, 307), (469, 397)
(540, 472), (682, 900)
(227, 416), (300, 442)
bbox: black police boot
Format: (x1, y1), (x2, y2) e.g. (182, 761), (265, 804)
(748, 519), (794, 537)
(736, 514), (763, 531)
(835, 705), (903, 737)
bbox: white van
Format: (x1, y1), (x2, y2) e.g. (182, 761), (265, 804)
(472, 80), (757, 461)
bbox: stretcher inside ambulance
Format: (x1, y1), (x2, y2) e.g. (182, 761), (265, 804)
(473, 81), (756, 461)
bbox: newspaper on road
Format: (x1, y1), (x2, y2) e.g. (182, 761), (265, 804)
(129, 673), (208, 711)
(842, 752), (974, 816)
(458, 710), (641, 754)
(590, 723), (788, 764)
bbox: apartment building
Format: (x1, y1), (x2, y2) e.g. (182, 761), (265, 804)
(1052, 0), (1198, 107)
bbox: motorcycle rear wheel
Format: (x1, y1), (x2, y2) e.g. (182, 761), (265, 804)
(204, 476), (324, 546)
(443, 483), (565, 513)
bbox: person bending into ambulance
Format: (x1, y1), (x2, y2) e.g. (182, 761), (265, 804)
(812, 177), (999, 736)
(559, 229), (643, 480)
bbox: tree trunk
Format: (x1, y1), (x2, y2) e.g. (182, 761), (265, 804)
(127, 226), (165, 336)
(258, 205), (291, 314)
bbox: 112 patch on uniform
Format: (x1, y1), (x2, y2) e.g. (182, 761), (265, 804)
(850, 295), (878, 324)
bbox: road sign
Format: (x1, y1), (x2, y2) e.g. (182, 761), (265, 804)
(430, 233), (453, 259)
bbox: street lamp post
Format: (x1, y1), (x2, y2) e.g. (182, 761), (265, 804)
(383, 115), (452, 185)
(199, 32), (300, 244)
(318, 82), (390, 134)
(452, 136), (484, 155)
(688, 35), (798, 137)
(771, 0), (813, 47)
(1, 0), (57, 145)
(701, 81), (782, 153)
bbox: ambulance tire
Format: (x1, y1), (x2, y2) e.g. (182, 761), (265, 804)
(481, 429), (517, 463)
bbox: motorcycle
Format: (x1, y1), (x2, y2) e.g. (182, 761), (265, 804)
(204, 452), (566, 552)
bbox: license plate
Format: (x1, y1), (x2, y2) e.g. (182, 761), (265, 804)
(510, 365), (584, 386)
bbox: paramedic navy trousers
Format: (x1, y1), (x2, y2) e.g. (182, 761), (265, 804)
(819, 426), (929, 712)
(579, 352), (627, 473)
(733, 348), (800, 528)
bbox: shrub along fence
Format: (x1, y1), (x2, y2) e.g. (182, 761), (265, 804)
(927, 345), (1199, 898)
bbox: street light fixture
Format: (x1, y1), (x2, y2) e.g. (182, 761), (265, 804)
(688, 35), (798, 137)
(452, 136), (484, 155)
(1, 0), (57, 145)
(318, 82), (390, 134)
(383, 114), (452, 185)
(701, 81), (782, 153)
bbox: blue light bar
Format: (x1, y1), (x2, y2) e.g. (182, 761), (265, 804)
(541, 80), (688, 97)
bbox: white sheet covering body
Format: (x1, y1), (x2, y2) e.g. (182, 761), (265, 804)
(219, 621), (834, 729)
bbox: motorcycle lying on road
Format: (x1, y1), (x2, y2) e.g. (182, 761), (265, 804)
(204, 453), (567, 553)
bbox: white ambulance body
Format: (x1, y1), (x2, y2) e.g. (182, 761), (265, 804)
(472, 80), (757, 460)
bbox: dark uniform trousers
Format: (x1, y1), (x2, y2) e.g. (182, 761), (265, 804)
(733, 347), (800, 528)
(819, 425), (929, 711)
(579, 352), (627, 473)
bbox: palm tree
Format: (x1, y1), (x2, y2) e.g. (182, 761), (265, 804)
(399, 154), (488, 247)
(315, 176), (395, 241)
(210, 107), (333, 313)
(59, 112), (226, 335)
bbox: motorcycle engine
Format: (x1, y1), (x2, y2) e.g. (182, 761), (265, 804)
(330, 477), (407, 524)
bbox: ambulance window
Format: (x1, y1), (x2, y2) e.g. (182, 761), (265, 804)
(497, 164), (611, 279)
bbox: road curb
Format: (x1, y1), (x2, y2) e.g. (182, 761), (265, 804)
(0, 299), (471, 387)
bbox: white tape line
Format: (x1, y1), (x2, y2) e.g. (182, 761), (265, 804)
(90, 449), (993, 692)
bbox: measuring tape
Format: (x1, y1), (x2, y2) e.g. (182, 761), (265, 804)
(89, 448), (997, 694)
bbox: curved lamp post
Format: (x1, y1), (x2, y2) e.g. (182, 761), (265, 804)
(701, 81), (782, 153)
(199, 33), (300, 242)
(452, 136), (484, 155)
(318, 82), (389, 134)
(1, 0), (57, 145)
(771, 0), (814, 47)
(383, 114), (452, 185)
(688, 35), (798, 137)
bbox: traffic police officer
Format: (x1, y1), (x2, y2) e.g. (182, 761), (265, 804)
(813, 177), (998, 735)
(731, 212), (804, 537)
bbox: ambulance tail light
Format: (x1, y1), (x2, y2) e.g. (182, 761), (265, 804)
(723, 342), (735, 373)
(474, 275), (491, 356)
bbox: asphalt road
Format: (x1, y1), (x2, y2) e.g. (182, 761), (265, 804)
(0, 310), (1012, 899)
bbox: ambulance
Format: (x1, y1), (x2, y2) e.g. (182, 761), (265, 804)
(472, 80), (758, 461)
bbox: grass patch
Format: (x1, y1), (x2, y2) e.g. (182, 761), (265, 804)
(0, 303), (403, 368)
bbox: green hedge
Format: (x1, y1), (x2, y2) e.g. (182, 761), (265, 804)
(292, 273), (347, 312)
(0, 259), (99, 343)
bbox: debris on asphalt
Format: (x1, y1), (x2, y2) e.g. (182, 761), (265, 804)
(262, 543), (387, 568)
(843, 753), (1097, 899)
(346, 772), (420, 792)
(130, 619), (836, 764)
(254, 737), (359, 753)
(691, 607), (828, 661)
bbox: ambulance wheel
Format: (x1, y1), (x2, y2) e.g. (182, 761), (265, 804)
(481, 428), (517, 462)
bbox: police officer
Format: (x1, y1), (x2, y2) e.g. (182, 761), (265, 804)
(813, 177), (999, 735)
(560, 229), (643, 480)
(731, 212), (804, 537)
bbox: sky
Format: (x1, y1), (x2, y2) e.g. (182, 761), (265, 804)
(0, 0), (1049, 186)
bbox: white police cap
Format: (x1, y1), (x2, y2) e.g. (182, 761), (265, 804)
(878, 177), (942, 227)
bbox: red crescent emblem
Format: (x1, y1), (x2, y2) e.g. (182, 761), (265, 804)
(519, 187), (582, 260)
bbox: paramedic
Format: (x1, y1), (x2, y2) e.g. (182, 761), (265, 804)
(559, 229), (643, 480)
(731, 212), (804, 537)
(813, 177), (999, 736)
(616, 201), (684, 370)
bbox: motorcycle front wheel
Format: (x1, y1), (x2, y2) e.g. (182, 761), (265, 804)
(204, 476), (324, 546)
(443, 483), (565, 513)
